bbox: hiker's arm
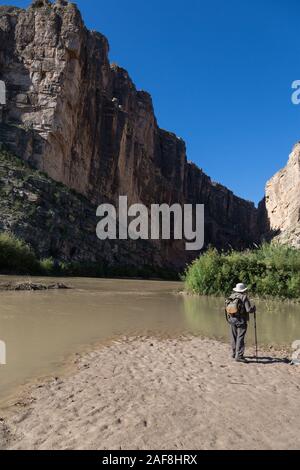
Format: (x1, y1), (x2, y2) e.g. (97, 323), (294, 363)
(244, 297), (256, 314)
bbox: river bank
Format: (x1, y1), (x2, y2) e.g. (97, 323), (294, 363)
(0, 281), (71, 291)
(0, 336), (298, 451)
(1, 276), (299, 408)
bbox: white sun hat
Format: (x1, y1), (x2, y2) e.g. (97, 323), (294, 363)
(233, 283), (248, 293)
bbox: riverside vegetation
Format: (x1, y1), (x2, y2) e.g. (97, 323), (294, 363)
(0, 233), (177, 279)
(184, 244), (300, 300)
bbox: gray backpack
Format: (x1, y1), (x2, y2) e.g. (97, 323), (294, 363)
(225, 295), (243, 317)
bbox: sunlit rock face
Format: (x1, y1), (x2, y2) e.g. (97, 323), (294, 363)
(262, 144), (300, 248)
(0, 1), (259, 268)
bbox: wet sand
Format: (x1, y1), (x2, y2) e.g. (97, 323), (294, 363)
(0, 336), (299, 450)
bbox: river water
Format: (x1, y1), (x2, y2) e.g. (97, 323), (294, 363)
(0, 276), (299, 404)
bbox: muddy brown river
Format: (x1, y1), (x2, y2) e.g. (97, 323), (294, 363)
(0, 276), (299, 405)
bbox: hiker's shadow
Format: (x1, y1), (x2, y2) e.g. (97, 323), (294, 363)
(246, 356), (290, 365)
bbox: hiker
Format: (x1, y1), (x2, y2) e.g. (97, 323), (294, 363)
(225, 283), (256, 363)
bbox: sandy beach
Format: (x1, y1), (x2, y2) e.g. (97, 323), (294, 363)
(0, 336), (299, 451)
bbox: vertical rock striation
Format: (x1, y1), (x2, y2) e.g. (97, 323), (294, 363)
(0, 1), (259, 268)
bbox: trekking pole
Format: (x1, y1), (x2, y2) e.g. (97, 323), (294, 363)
(254, 310), (258, 361)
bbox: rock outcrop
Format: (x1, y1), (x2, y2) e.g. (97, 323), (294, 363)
(0, 1), (259, 270)
(261, 143), (300, 247)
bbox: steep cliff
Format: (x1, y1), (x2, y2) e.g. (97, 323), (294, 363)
(0, 148), (166, 273)
(0, 1), (259, 269)
(261, 143), (300, 247)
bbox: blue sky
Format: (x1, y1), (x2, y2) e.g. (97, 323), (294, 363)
(3, 0), (300, 204)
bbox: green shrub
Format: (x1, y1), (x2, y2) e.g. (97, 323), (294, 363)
(184, 243), (300, 299)
(39, 258), (56, 275)
(0, 233), (41, 274)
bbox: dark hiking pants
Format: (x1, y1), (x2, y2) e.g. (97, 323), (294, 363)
(230, 322), (248, 359)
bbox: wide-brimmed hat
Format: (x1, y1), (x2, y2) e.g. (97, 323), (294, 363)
(233, 283), (248, 293)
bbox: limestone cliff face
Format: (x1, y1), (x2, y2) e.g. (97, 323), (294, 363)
(0, 1), (259, 268)
(261, 143), (300, 247)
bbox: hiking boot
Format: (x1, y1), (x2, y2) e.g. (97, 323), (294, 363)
(236, 357), (249, 364)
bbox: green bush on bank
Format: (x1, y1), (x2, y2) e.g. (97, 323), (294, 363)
(184, 244), (300, 299)
(0, 233), (41, 274)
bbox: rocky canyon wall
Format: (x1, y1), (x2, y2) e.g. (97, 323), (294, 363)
(0, 1), (260, 269)
(260, 143), (300, 248)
